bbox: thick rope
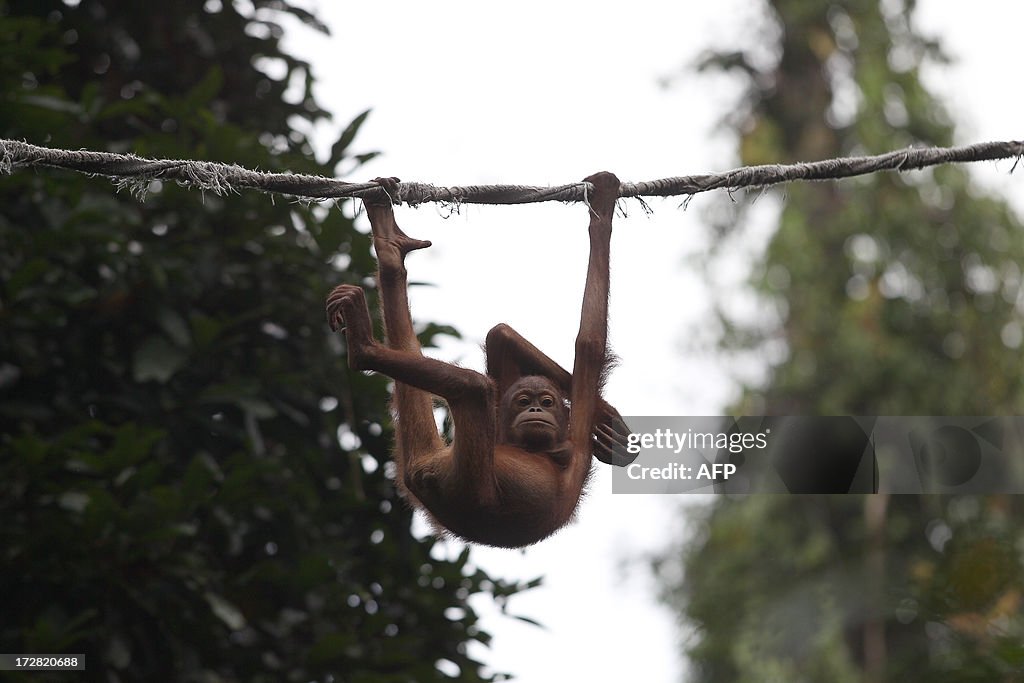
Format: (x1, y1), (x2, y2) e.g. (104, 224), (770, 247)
(1, 138), (1021, 206)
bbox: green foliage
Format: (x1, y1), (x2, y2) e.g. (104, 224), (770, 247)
(0, 2), (524, 681)
(703, 1), (1024, 415)
(659, 1), (1024, 681)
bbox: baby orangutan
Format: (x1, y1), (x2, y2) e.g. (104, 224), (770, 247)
(326, 173), (630, 548)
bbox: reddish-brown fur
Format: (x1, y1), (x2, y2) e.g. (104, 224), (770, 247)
(326, 173), (628, 548)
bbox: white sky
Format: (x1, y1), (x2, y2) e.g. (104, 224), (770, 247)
(284, 2), (1024, 680)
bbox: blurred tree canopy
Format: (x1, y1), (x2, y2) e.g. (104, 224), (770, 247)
(657, 1), (1024, 681)
(0, 1), (528, 681)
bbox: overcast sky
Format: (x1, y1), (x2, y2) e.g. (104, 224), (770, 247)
(283, 1), (1024, 680)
